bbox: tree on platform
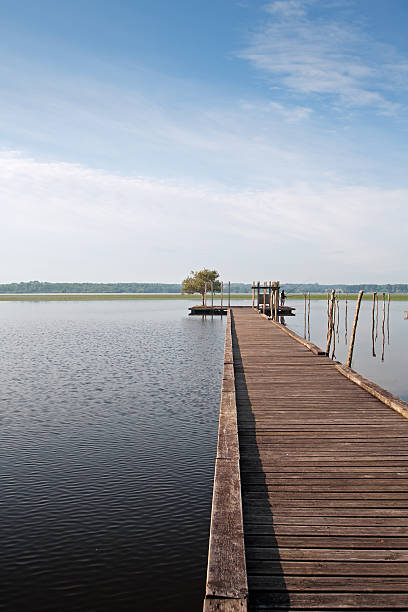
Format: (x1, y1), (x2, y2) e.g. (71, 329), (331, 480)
(181, 269), (221, 305)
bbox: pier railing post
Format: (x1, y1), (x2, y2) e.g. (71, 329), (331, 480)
(326, 290), (336, 355)
(251, 282), (255, 309)
(228, 281), (231, 308)
(263, 282), (266, 315)
(221, 281), (223, 309)
(346, 290), (364, 367)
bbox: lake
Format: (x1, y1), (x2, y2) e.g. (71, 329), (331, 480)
(0, 300), (225, 612)
(1, 297), (407, 611)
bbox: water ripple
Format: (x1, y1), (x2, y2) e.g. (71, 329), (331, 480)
(0, 300), (225, 611)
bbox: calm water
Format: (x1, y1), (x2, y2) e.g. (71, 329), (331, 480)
(0, 300), (226, 612)
(286, 297), (408, 402)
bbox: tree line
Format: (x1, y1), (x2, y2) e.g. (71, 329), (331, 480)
(1, 280), (407, 294)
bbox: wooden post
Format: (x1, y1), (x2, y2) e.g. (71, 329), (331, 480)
(336, 296), (340, 337)
(269, 281), (272, 317)
(331, 295), (337, 358)
(304, 294), (307, 338)
(387, 293), (390, 344)
(326, 290), (336, 355)
(308, 292), (311, 341)
(257, 281), (260, 311)
(228, 281), (231, 308)
(211, 281), (214, 308)
(375, 292), (379, 340)
(372, 292), (377, 357)
(263, 282), (266, 315)
(345, 293), (348, 343)
(381, 293), (386, 362)
(251, 282), (255, 309)
(346, 290), (364, 368)
(221, 281), (223, 308)
(204, 282), (207, 307)
(274, 284), (279, 321)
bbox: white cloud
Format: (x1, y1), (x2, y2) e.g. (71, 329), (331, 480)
(1, 151), (407, 282)
(240, 0), (406, 114)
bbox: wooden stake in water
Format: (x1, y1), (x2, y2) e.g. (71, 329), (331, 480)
(375, 292), (379, 340)
(304, 293), (307, 338)
(372, 292), (377, 357)
(331, 297), (337, 359)
(211, 281), (214, 308)
(336, 297), (340, 338)
(381, 292), (386, 362)
(326, 290), (336, 355)
(204, 282), (207, 307)
(345, 293), (348, 344)
(263, 282), (266, 315)
(346, 290), (364, 368)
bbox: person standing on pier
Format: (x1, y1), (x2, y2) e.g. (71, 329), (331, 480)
(280, 289), (286, 307)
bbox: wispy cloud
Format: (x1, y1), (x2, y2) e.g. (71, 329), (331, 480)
(1, 151), (407, 282)
(240, 0), (406, 114)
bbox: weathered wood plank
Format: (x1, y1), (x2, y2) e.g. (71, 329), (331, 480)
(249, 575), (408, 591)
(203, 598), (247, 611)
(251, 591), (408, 609)
(246, 547), (408, 561)
(204, 309), (248, 608)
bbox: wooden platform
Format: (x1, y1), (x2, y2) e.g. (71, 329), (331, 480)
(189, 305), (228, 315)
(204, 307), (408, 611)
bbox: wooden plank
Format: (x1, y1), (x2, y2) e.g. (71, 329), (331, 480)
(203, 598), (247, 611)
(206, 457), (247, 598)
(251, 592), (408, 609)
(249, 575), (408, 591)
(246, 547), (408, 561)
(245, 560), (408, 575)
(246, 535), (408, 548)
(204, 309), (248, 607)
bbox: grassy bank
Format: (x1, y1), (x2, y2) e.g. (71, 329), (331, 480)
(0, 293), (407, 302)
(0, 293), (251, 302)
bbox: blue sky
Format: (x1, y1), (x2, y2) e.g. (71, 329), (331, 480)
(1, 0), (407, 283)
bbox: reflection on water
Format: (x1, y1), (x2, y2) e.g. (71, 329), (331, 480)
(0, 300), (226, 612)
(287, 297), (408, 403)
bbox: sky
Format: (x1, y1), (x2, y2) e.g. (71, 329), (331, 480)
(1, 0), (408, 284)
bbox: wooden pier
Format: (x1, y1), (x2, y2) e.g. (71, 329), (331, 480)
(204, 306), (408, 611)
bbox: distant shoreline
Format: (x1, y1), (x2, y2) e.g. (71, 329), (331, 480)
(1, 293), (407, 302)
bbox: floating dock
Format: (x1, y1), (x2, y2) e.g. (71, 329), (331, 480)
(189, 305), (228, 315)
(204, 306), (408, 611)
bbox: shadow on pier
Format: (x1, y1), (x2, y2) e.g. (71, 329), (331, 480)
(231, 315), (290, 611)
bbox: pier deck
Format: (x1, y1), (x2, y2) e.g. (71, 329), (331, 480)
(204, 306), (408, 611)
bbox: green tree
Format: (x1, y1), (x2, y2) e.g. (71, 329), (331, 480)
(181, 269), (221, 305)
